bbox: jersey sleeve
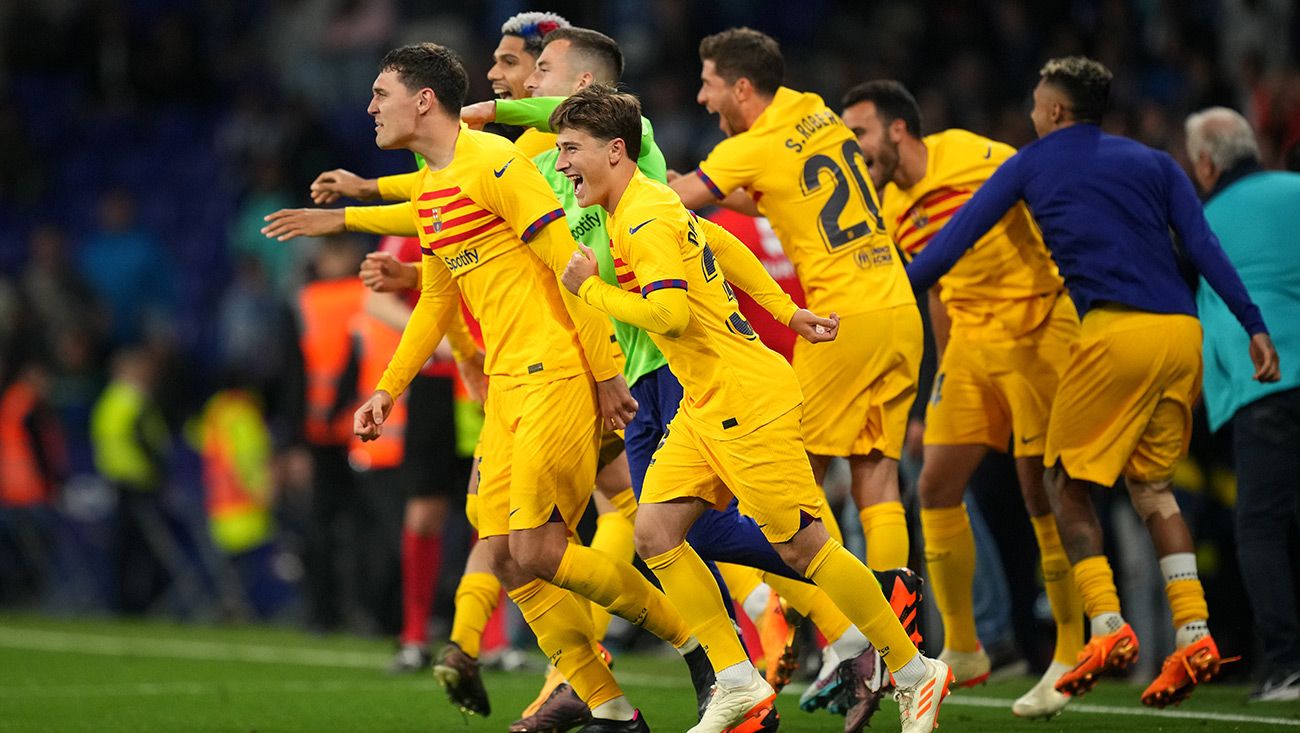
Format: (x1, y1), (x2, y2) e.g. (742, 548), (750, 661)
(695, 216), (798, 324)
(636, 117), (669, 184)
(377, 171), (421, 201)
(344, 202), (418, 236)
(375, 256), (459, 398)
(580, 217), (692, 337)
(695, 136), (761, 200)
(1162, 154), (1267, 335)
(907, 153), (1025, 291)
(496, 96), (564, 131)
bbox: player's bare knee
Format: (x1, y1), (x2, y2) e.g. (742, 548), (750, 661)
(485, 537), (530, 587)
(508, 529), (566, 581)
(916, 465), (962, 509)
(633, 516), (677, 560)
(1127, 478), (1179, 522)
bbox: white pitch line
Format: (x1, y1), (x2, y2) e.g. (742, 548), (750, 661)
(946, 695), (1300, 727)
(3, 627), (1297, 727)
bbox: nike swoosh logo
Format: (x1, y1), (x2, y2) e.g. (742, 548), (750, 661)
(509, 508), (520, 516)
(1020, 434), (1041, 444)
(629, 218), (656, 235)
(983, 146), (992, 159)
(494, 159), (514, 178)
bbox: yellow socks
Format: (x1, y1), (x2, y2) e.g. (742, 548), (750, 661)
(1160, 552), (1209, 647)
(450, 572), (499, 658)
(508, 579), (622, 709)
(644, 542), (748, 672)
(920, 505), (978, 653)
(1072, 555), (1122, 618)
(765, 573), (852, 642)
(717, 563), (764, 607)
(804, 537), (918, 673)
(860, 501), (909, 570)
(1030, 514), (1084, 665)
(552, 542), (691, 648)
(606, 487), (638, 523)
(588, 507), (637, 641)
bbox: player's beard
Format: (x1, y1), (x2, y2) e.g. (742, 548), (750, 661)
(872, 138), (901, 191)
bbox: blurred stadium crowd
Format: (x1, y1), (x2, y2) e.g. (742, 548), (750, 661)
(0, 0), (1298, 690)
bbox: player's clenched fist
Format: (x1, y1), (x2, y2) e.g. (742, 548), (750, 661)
(562, 243), (600, 294)
(789, 309), (839, 343)
(354, 390), (395, 441)
(360, 251), (419, 292)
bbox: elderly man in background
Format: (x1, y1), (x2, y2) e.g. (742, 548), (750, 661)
(1186, 107), (1300, 703)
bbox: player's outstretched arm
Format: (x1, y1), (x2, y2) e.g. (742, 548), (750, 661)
(669, 169), (722, 210)
(460, 100), (497, 130)
(373, 258), (460, 402)
(695, 217), (798, 323)
(310, 168), (381, 205)
(496, 97), (565, 133)
(908, 155), (1024, 291)
(344, 202), (419, 237)
(261, 208), (345, 241)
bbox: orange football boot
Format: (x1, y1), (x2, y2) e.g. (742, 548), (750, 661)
(1054, 623), (1139, 698)
(758, 593), (801, 692)
(1141, 635), (1234, 708)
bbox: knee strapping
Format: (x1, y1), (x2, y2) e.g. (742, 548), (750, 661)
(1128, 479), (1179, 520)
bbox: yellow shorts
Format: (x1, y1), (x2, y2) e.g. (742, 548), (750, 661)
(476, 374), (601, 538)
(794, 304), (922, 459)
(598, 429), (625, 472)
(925, 294), (1079, 457)
(1045, 307), (1202, 486)
(641, 406), (825, 543)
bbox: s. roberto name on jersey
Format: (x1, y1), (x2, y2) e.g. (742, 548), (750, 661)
(785, 109), (846, 154)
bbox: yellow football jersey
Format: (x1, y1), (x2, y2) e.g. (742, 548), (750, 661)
(376, 128), (587, 393)
(695, 87), (914, 318)
(605, 172), (802, 439)
(882, 129), (1064, 333)
(514, 128), (557, 158)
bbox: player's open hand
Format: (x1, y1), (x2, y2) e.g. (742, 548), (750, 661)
(595, 374), (638, 431)
(354, 390), (395, 441)
(1250, 332), (1281, 382)
(562, 244), (599, 295)
(261, 208), (345, 241)
(461, 101), (496, 130)
(457, 351), (488, 404)
(360, 251), (418, 292)
(790, 309), (839, 343)
(310, 168), (377, 205)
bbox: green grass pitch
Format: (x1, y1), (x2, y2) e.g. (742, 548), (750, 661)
(1, 614), (1296, 732)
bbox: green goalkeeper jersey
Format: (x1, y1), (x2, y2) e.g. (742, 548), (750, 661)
(497, 96), (669, 387)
